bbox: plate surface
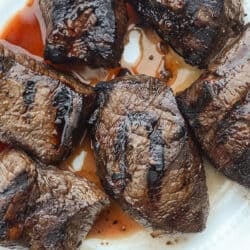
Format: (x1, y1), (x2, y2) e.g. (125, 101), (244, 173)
(0, 1), (249, 250)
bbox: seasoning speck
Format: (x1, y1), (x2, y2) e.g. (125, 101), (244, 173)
(149, 55), (154, 60)
(112, 220), (118, 225)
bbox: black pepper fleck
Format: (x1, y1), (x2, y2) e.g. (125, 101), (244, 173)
(112, 220), (118, 225)
(149, 55), (154, 60)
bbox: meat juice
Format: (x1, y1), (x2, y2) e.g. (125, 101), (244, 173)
(0, 0), (201, 239)
(1, 0), (44, 57)
(61, 136), (143, 238)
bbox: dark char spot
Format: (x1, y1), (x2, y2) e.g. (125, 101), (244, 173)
(112, 112), (158, 196)
(23, 80), (37, 106)
(53, 86), (72, 137)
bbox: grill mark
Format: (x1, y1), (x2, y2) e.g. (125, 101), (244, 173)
(112, 111), (159, 197)
(90, 75), (209, 232)
(235, 148), (250, 177)
(179, 77), (249, 148)
(147, 129), (165, 202)
(215, 94), (249, 146)
(209, 91), (250, 175)
(94, 81), (115, 93)
(53, 86), (73, 146)
(112, 119), (129, 196)
(0, 172), (30, 199)
(0, 42), (96, 165)
(147, 124), (188, 204)
(132, 0), (228, 67)
(222, 148), (250, 187)
(199, 87), (250, 158)
(90, 82), (118, 197)
(199, 80), (248, 126)
(23, 80), (37, 107)
(0, 172), (30, 240)
(40, 0), (128, 67)
(0, 55), (4, 73)
(177, 26), (250, 187)
(89, 82), (115, 132)
(0, 56), (14, 75)
(148, 129), (165, 185)
(0, 149), (109, 248)
(177, 80), (214, 129)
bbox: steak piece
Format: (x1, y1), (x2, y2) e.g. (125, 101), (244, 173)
(0, 149), (109, 250)
(89, 75), (209, 232)
(39, 0), (128, 67)
(129, 0), (244, 67)
(0, 41), (95, 164)
(177, 26), (250, 187)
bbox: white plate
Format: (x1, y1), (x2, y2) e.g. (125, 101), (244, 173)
(0, 1), (249, 250)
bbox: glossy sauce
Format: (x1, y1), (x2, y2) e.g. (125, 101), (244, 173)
(165, 47), (202, 94)
(61, 136), (143, 239)
(1, 0), (44, 57)
(122, 27), (170, 80)
(0, 0), (201, 240)
(73, 66), (122, 86)
(122, 26), (202, 94)
(88, 201), (143, 239)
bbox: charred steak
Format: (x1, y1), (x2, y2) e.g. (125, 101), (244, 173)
(129, 0), (244, 67)
(177, 26), (250, 187)
(0, 148), (109, 250)
(0, 41), (95, 165)
(89, 75), (209, 232)
(39, 0), (128, 67)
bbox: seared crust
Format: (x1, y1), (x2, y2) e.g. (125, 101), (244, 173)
(0, 149), (109, 250)
(177, 26), (250, 187)
(89, 75), (209, 232)
(129, 0), (244, 67)
(39, 0), (128, 67)
(0, 42), (95, 164)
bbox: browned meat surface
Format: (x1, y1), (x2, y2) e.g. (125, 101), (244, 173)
(89, 75), (209, 233)
(129, 0), (244, 67)
(177, 26), (250, 187)
(0, 41), (95, 164)
(39, 0), (128, 67)
(0, 149), (109, 250)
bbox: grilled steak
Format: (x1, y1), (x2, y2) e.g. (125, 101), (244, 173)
(177, 26), (250, 187)
(129, 0), (244, 67)
(0, 41), (95, 164)
(89, 75), (209, 232)
(0, 149), (109, 250)
(39, 0), (128, 67)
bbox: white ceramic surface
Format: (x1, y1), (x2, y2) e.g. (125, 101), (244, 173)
(0, 1), (249, 250)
